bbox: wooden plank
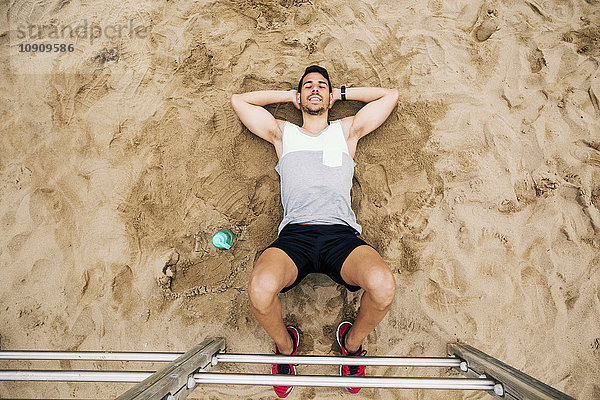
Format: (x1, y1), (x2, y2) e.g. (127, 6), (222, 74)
(116, 337), (225, 400)
(447, 343), (575, 400)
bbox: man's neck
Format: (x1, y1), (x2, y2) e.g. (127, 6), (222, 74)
(301, 113), (329, 134)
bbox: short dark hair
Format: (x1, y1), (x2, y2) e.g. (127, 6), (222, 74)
(297, 65), (332, 93)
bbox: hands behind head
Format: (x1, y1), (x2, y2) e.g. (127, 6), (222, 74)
(291, 90), (301, 110)
(329, 87), (341, 109)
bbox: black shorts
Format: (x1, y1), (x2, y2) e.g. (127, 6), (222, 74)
(265, 223), (375, 293)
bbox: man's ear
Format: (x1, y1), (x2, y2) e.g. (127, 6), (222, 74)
(328, 92), (334, 109)
(296, 91), (301, 104)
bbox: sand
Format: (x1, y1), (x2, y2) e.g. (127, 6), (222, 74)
(1, 0), (599, 398)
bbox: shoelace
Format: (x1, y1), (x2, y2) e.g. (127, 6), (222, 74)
(345, 350), (367, 375)
(276, 363), (291, 374)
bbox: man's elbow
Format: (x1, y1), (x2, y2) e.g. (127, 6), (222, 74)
(230, 93), (246, 113)
(389, 88), (399, 103)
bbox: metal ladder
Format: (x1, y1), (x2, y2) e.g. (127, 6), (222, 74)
(0, 338), (574, 399)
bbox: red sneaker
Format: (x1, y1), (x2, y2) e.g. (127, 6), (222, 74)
(336, 321), (367, 393)
(271, 326), (300, 398)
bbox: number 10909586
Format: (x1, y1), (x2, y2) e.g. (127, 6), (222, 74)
(18, 43), (74, 52)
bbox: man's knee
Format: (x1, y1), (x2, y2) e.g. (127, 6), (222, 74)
(248, 270), (281, 312)
(249, 250), (296, 312)
(363, 266), (396, 309)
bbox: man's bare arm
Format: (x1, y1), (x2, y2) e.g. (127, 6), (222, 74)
(336, 87), (399, 140)
(230, 90), (298, 144)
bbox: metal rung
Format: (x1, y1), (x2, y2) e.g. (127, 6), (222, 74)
(215, 353), (461, 367)
(0, 370), (496, 391)
(0, 351), (461, 367)
(0, 370), (152, 382)
(0, 351), (180, 362)
(194, 373), (496, 390)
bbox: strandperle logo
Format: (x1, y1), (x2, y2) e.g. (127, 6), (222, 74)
(13, 19), (149, 45)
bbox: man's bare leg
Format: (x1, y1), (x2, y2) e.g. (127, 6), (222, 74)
(248, 248), (298, 355)
(339, 245), (396, 353)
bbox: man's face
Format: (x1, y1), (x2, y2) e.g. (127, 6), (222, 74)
(298, 72), (333, 115)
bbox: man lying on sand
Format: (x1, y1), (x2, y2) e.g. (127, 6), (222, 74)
(231, 65), (399, 397)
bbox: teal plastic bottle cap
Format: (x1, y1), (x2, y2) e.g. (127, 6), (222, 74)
(212, 230), (234, 250)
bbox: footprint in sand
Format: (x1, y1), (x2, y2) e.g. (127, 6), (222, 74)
(196, 168), (251, 221)
(473, 8), (499, 42)
(293, 3), (314, 27)
(6, 232), (31, 257)
(179, 44), (214, 88)
(570, 140), (600, 168)
(562, 27), (600, 57)
(423, 262), (469, 314)
(354, 163), (391, 208)
(527, 47), (547, 73)
(456, 0), (483, 32)
(206, 93), (239, 138)
(401, 186), (440, 236)
(111, 265), (141, 318)
(66, 306), (96, 350)
(155, 248), (250, 299)
(249, 175), (280, 216)
(519, 265), (557, 326)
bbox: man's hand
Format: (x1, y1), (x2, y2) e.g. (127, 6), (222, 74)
(290, 90), (300, 110)
(329, 87), (342, 109)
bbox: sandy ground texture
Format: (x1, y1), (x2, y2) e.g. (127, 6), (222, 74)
(1, 0), (600, 398)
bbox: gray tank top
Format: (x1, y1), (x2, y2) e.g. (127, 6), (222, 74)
(275, 120), (362, 235)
